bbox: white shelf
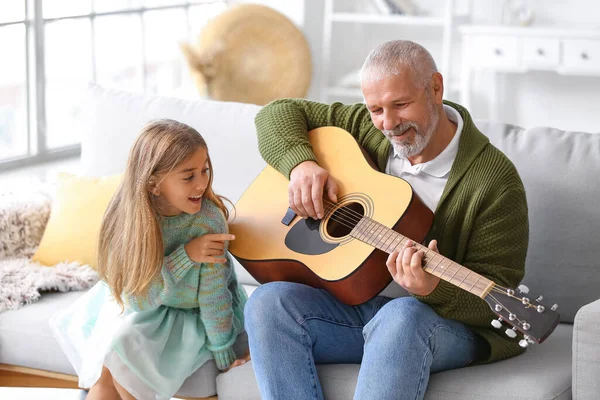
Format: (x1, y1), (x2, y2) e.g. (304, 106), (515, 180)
(459, 24), (600, 39)
(320, 0), (458, 102)
(331, 12), (445, 27)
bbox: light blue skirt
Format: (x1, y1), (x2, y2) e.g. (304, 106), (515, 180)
(50, 282), (215, 400)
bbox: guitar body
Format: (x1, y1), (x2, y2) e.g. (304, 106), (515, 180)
(229, 127), (434, 305)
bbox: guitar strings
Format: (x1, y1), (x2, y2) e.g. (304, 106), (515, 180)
(288, 198), (541, 327)
(304, 197), (511, 296)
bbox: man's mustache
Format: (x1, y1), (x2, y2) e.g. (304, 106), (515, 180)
(383, 122), (419, 137)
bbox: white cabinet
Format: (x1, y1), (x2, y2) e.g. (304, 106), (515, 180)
(562, 39), (600, 72)
(320, 0), (459, 103)
(460, 25), (600, 119)
(468, 35), (519, 68)
(522, 38), (560, 68)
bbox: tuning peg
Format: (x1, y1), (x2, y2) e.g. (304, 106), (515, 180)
(525, 335), (535, 344)
(491, 317), (503, 329)
(505, 327), (517, 338)
(536, 295), (544, 302)
(518, 284), (529, 294)
(551, 304), (558, 311)
(519, 334), (534, 347)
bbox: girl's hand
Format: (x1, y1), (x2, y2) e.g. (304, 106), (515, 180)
(225, 350), (250, 372)
(184, 233), (235, 264)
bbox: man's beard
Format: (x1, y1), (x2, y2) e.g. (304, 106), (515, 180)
(382, 100), (439, 158)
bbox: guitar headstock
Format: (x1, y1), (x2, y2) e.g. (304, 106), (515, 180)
(484, 284), (560, 347)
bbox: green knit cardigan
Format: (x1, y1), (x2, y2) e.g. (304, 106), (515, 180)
(254, 98), (529, 363)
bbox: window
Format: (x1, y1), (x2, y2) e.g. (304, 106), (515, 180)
(0, 4), (27, 161)
(0, 0), (226, 169)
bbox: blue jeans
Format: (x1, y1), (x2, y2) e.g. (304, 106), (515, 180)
(244, 282), (487, 400)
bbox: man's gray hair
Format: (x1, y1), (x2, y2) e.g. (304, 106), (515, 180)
(360, 40), (438, 88)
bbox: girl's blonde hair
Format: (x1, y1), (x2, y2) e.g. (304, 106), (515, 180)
(97, 119), (229, 308)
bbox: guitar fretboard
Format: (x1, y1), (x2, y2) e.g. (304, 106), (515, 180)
(350, 217), (494, 299)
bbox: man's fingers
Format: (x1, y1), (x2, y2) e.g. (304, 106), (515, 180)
(402, 246), (416, 270)
(299, 175), (319, 219)
(325, 178), (339, 203)
(288, 186), (298, 215)
(302, 189), (317, 219)
(410, 250), (425, 280)
(428, 239), (438, 252)
(292, 187), (308, 218)
(311, 173), (325, 219)
(386, 251), (399, 277)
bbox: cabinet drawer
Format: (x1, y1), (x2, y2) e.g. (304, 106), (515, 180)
(522, 37), (560, 68)
(468, 35), (519, 68)
(562, 39), (600, 71)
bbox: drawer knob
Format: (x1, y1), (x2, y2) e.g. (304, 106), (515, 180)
(581, 52), (589, 60)
(537, 48), (545, 56)
(494, 48), (503, 56)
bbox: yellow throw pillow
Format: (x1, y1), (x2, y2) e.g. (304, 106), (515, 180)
(32, 173), (122, 268)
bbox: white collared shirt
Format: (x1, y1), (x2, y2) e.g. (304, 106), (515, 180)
(384, 105), (463, 212)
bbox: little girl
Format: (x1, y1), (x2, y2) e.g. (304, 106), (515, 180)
(50, 119), (248, 400)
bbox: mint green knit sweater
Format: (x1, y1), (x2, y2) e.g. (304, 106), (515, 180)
(125, 198), (247, 370)
(254, 98), (529, 363)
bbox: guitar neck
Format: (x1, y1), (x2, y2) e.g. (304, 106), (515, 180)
(351, 217), (494, 299)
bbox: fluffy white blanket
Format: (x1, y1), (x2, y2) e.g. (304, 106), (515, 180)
(0, 185), (99, 312)
(0, 258), (98, 312)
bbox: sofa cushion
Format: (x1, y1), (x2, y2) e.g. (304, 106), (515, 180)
(216, 323), (573, 400)
(79, 83), (262, 287)
(0, 286), (251, 397)
(31, 173), (121, 269)
(0, 291), (84, 375)
(476, 121), (600, 323)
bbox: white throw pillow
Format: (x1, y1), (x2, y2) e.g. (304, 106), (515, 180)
(80, 82), (265, 204)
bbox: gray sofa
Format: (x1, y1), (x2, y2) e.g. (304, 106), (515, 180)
(0, 87), (598, 400)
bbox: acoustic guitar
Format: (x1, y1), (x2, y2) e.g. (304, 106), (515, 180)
(229, 127), (560, 345)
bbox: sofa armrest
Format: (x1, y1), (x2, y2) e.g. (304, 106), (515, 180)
(0, 188), (52, 260)
(573, 298), (600, 400)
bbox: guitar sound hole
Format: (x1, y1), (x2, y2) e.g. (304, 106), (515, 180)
(326, 202), (365, 238)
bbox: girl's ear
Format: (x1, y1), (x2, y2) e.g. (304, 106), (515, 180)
(148, 179), (160, 196)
